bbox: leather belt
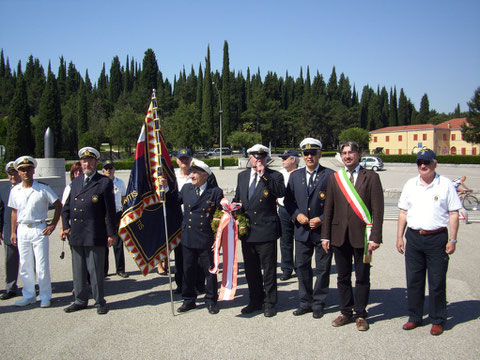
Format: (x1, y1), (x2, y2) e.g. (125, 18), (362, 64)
(20, 220), (46, 228)
(410, 227), (446, 235)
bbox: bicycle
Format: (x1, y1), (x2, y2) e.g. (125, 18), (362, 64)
(459, 190), (479, 211)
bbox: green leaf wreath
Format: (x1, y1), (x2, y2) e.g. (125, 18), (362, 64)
(211, 208), (250, 240)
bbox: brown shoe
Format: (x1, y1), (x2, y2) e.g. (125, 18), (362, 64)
(430, 324), (444, 336)
(331, 314), (353, 327)
(355, 317), (369, 331)
(403, 321), (421, 330)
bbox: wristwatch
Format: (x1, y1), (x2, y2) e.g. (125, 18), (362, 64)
(448, 239), (457, 243)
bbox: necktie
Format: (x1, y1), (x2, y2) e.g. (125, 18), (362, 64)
(349, 170), (354, 185)
(195, 187), (200, 197)
(308, 170), (316, 188)
(248, 173), (257, 199)
(84, 177), (90, 187)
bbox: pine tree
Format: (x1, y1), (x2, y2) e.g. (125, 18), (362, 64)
(221, 40), (231, 136)
(6, 75), (34, 159)
(35, 71), (62, 156)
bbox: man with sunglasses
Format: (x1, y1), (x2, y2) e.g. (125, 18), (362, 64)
(233, 144), (285, 317)
(284, 138), (334, 319)
(396, 148), (462, 336)
(321, 141), (384, 331)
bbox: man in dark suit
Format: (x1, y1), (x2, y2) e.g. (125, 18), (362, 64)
(233, 144), (285, 317)
(284, 138), (334, 319)
(0, 162), (21, 300)
(62, 147), (117, 315)
(162, 160), (223, 314)
(321, 141), (384, 331)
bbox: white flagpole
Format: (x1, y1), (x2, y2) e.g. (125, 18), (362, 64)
(151, 89), (175, 316)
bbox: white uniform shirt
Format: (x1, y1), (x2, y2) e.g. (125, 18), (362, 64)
(113, 176), (127, 212)
(8, 181), (58, 223)
(344, 164), (361, 186)
(175, 168), (192, 213)
(398, 173), (462, 230)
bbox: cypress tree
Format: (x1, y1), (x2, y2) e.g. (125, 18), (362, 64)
(221, 40), (231, 136)
(66, 62), (81, 99)
(195, 63), (203, 116)
(77, 81), (89, 148)
(24, 56), (46, 117)
(389, 87), (398, 126)
(416, 93), (430, 124)
(327, 66), (338, 101)
(141, 48), (159, 99)
(109, 56), (123, 104)
(398, 89), (409, 125)
(185, 65), (197, 104)
(304, 66), (312, 98)
(358, 86), (372, 129)
(245, 67), (252, 110)
(202, 46), (214, 144)
(6, 75), (34, 159)
(35, 71), (62, 156)
(97, 63), (108, 93)
(57, 56), (66, 103)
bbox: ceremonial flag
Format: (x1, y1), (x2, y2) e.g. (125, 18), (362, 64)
(118, 99), (182, 275)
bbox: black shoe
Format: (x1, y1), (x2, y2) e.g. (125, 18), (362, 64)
(64, 303), (87, 313)
(0, 291), (17, 300)
(293, 307), (312, 316)
(207, 303), (219, 314)
(96, 304), (108, 315)
(280, 272), (293, 281)
(264, 305), (276, 317)
(241, 303), (263, 314)
(313, 309), (324, 319)
(117, 272), (129, 278)
(177, 302), (196, 313)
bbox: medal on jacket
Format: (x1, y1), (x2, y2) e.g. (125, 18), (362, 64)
(263, 189), (269, 198)
(92, 195), (99, 203)
(319, 191), (326, 200)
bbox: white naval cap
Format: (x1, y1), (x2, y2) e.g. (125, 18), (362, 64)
(247, 144), (269, 158)
(190, 159), (212, 176)
(5, 161), (16, 173)
(78, 147), (100, 160)
(299, 137), (322, 151)
(14, 156), (37, 170)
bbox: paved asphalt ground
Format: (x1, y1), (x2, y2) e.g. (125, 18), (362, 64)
(1, 161), (479, 359)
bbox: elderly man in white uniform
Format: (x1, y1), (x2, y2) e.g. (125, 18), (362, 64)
(8, 156), (62, 308)
(396, 148), (462, 336)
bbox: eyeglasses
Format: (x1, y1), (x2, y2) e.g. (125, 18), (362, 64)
(103, 166), (114, 170)
(416, 159), (431, 167)
(303, 150), (318, 157)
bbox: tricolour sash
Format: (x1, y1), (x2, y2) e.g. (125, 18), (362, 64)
(334, 169), (373, 263)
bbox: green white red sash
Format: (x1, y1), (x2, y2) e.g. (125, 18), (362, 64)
(334, 169), (373, 263)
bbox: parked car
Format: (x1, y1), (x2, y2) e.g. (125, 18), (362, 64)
(360, 156), (384, 171)
(207, 147), (232, 156)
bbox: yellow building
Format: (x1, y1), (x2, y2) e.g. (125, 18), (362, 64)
(369, 118), (479, 155)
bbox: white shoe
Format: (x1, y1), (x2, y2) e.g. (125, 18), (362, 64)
(40, 299), (51, 308)
(14, 297), (36, 307)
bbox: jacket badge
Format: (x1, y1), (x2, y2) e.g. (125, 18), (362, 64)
(263, 189), (269, 198)
(92, 195), (99, 203)
(319, 191), (326, 200)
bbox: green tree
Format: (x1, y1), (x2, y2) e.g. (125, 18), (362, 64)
(109, 56), (123, 105)
(35, 71), (62, 156)
(398, 88), (409, 125)
(202, 46), (214, 145)
(6, 75), (34, 160)
(389, 87), (398, 126)
(227, 130), (262, 150)
(326, 66), (338, 101)
(416, 93), (430, 124)
(106, 103), (143, 155)
(462, 86), (480, 144)
(338, 127), (370, 150)
(77, 81), (89, 148)
(222, 40), (231, 136)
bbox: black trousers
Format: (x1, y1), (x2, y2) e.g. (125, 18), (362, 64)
(295, 239), (332, 311)
(405, 228), (449, 325)
(278, 206), (295, 273)
(175, 243), (205, 292)
(182, 245), (218, 305)
(3, 242), (19, 293)
(241, 241), (277, 306)
(332, 240), (370, 318)
(104, 212), (125, 275)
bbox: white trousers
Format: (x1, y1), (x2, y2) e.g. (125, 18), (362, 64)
(17, 223), (51, 301)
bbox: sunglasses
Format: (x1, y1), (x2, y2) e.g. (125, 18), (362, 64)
(303, 150), (318, 156)
(416, 159), (431, 167)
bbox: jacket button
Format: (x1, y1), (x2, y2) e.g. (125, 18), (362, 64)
(200, 215), (203, 218)
(74, 219), (77, 222)
(190, 212), (193, 215)
(74, 208), (77, 211)
(259, 199), (263, 202)
(188, 225), (191, 229)
(254, 222), (257, 225)
(74, 197), (78, 200)
(200, 222), (203, 225)
(253, 211), (257, 215)
(189, 219), (192, 222)
(308, 208), (311, 211)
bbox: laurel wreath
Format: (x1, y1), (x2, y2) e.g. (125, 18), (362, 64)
(211, 208), (250, 240)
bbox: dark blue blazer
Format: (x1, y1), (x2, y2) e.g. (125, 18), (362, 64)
(179, 182), (223, 249)
(62, 173), (117, 247)
(284, 165), (334, 244)
(233, 167), (285, 243)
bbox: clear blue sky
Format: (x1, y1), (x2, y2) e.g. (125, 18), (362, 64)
(1, 0), (479, 114)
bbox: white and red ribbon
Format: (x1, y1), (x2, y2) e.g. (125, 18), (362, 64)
(210, 198), (242, 301)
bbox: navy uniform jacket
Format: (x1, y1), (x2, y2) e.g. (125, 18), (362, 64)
(233, 168), (285, 243)
(178, 182), (223, 249)
(284, 165), (334, 244)
(62, 173), (117, 247)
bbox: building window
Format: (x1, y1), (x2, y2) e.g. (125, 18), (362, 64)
(443, 134), (447, 141)
(385, 149), (390, 155)
(452, 134), (456, 141)
(473, 148), (477, 155)
(398, 149), (402, 154)
(423, 134), (427, 141)
(386, 136), (389, 142)
(451, 147), (457, 155)
(413, 134), (418, 141)
(374, 136), (377, 143)
(398, 135), (402, 141)
(461, 148), (466, 155)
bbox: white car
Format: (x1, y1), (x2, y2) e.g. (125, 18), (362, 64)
(360, 156), (384, 171)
